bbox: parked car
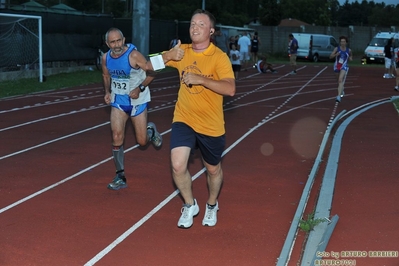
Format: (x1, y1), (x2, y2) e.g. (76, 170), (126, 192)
(289, 33), (338, 62)
(364, 31), (399, 64)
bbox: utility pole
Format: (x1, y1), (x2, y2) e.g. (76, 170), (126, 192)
(132, 0), (150, 56)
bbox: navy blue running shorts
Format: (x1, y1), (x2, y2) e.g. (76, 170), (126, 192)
(170, 122), (225, 166)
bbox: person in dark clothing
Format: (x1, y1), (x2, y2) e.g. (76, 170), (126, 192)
(383, 38), (394, 78)
(251, 32), (261, 63)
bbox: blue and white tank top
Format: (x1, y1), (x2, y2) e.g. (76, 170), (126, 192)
(106, 43), (150, 106)
(334, 46), (350, 72)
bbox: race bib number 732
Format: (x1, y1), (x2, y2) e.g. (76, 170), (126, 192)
(111, 78), (129, 95)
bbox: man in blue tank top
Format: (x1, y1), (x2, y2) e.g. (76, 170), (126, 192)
(102, 27), (162, 190)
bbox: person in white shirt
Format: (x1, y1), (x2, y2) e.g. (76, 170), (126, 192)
(237, 32), (251, 70)
(229, 44), (241, 79)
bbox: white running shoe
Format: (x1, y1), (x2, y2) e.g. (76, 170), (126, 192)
(395, 86), (399, 91)
(202, 201), (219, 227)
(178, 199), (199, 228)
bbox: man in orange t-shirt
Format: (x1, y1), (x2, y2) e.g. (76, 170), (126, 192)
(154, 9), (235, 229)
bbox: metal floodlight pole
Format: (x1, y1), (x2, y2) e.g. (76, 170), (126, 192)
(38, 17), (42, 82)
(132, 0), (149, 56)
(202, 0), (205, 9)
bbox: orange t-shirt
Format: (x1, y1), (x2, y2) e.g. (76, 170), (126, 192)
(166, 43), (234, 136)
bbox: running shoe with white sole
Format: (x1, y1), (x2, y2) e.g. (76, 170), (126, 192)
(202, 201), (219, 227)
(178, 199), (199, 228)
(147, 122), (162, 147)
(107, 175), (127, 190)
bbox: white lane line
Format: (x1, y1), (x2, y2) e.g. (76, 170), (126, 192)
(84, 168), (204, 266)
(0, 95), (103, 114)
(0, 156), (112, 214)
(84, 96), (335, 266)
(0, 129), (171, 214)
(0, 104), (106, 132)
(301, 99), (389, 265)
(85, 69), (332, 265)
(0, 122), (109, 161)
(1, 69), (334, 264)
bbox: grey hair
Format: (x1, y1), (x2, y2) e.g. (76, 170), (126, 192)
(105, 27), (124, 43)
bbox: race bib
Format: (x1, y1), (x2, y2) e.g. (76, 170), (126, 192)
(111, 78), (129, 95)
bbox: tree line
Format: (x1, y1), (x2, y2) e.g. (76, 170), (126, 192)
(10, 0), (399, 27)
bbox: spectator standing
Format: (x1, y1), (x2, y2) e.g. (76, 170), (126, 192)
(288, 33), (298, 74)
(383, 38), (394, 78)
(214, 27), (230, 54)
(229, 36), (236, 50)
(237, 32), (251, 70)
(251, 32), (261, 63)
(234, 35), (239, 47)
(230, 43), (241, 79)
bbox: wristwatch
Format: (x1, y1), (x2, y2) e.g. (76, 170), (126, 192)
(139, 84), (146, 92)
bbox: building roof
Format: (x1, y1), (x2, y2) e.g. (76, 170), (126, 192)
(279, 18), (309, 27)
(50, 3), (83, 14)
(11, 0), (47, 11)
(10, 1), (84, 15)
(51, 3), (76, 11)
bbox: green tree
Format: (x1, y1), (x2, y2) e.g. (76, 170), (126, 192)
(329, 0), (341, 26)
(369, 3), (399, 27)
(314, 2), (332, 26)
(279, 0), (329, 25)
(206, 0), (250, 26)
(336, 1), (353, 26)
(150, 0), (203, 21)
(258, 0), (282, 26)
(8, 0), (399, 27)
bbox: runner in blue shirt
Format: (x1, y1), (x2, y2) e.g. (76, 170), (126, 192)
(330, 36), (352, 103)
(102, 27), (162, 190)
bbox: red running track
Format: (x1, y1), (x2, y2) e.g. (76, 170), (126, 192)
(0, 63), (398, 266)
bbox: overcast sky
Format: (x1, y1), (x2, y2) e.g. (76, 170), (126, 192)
(339, 0), (398, 5)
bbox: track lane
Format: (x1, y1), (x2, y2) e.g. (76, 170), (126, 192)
(1, 65), (397, 265)
(0, 66), (344, 264)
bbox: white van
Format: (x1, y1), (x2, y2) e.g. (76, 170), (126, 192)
(290, 33), (338, 62)
(364, 32), (399, 64)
